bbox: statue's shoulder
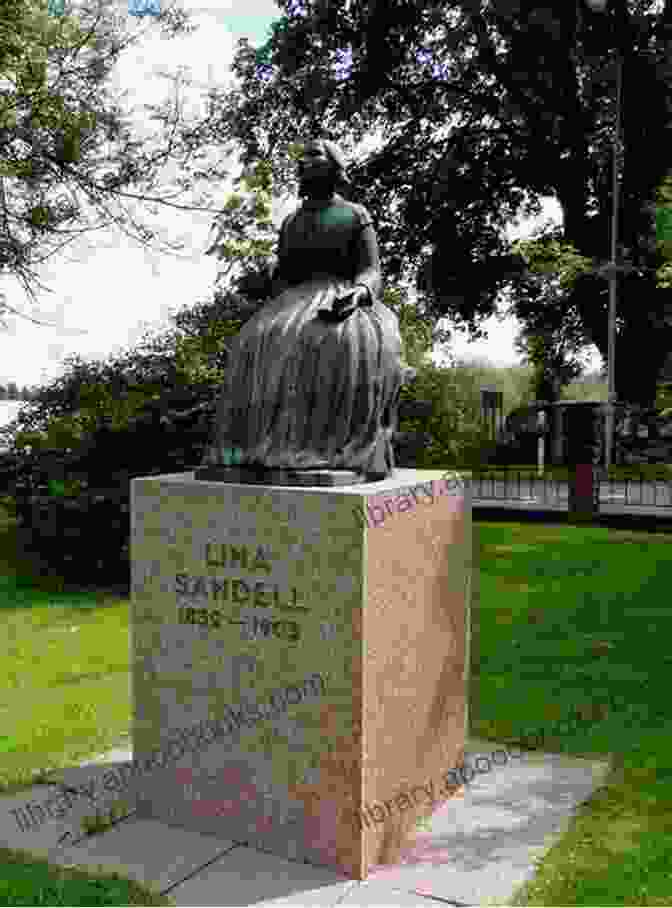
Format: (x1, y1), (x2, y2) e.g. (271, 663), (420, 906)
(282, 197), (373, 231)
(330, 196), (373, 230)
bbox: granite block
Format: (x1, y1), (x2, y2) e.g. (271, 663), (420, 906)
(130, 469), (471, 879)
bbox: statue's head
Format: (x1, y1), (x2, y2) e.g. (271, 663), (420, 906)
(297, 137), (351, 197)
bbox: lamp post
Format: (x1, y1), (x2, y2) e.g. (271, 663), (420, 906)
(584, 0), (623, 473)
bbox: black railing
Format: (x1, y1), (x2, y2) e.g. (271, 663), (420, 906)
(466, 468), (672, 509)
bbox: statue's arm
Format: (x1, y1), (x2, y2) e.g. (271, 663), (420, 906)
(351, 212), (382, 304)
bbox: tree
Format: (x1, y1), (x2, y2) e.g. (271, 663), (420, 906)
(6, 159), (282, 448)
(209, 0), (672, 409)
(382, 285), (450, 369)
(509, 225), (595, 402)
(0, 0), (226, 321)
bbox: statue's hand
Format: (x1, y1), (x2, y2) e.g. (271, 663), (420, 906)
(318, 285), (370, 323)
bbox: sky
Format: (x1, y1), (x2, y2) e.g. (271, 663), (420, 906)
(0, 0), (603, 395)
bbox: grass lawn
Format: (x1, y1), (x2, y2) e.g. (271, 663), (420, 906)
(1, 499), (672, 904)
(472, 519), (672, 906)
(0, 503), (173, 906)
(0, 845), (172, 906)
(0, 504), (133, 797)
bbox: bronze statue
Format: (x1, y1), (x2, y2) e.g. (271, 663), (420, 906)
(195, 138), (407, 486)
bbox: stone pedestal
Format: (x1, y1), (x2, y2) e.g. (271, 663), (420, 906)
(130, 469), (471, 880)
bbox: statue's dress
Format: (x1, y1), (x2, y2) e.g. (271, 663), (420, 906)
(202, 193), (405, 478)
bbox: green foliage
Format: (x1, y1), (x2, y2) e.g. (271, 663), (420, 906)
(7, 152), (287, 454)
(399, 357), (619, 469)
(80, 799), (132, 838)
(655, 170), (672, 289)
(383, 284), (451, 369)
(12, 413), (86, 453)
(510, 227), (595, 402)
(204, 158), (279, 292)
(561, 373), (608, 402)
(2, 307), (219, 580)
(10, 396), (214, 584)
(0, 0), (218, 306)
(7, 290), (244, 455)
(512, 232), (595, 292)
(3, 162), (279, 578)
(398, 355), (537, 469)
(388, 291), (433, 368)
(656, 381), (672, 411)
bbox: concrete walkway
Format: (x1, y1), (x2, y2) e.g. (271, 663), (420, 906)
(0, 739), (611, 906)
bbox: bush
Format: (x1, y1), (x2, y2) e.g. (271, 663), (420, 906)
(10, 385), (218, 586)
(4, 280), (264, 585)
(397, 358), (504, 469)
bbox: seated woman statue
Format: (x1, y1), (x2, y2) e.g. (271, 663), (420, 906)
(197, 137), (407, 484)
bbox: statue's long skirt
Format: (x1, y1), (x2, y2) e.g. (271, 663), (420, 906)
(202, 274), (405, 476)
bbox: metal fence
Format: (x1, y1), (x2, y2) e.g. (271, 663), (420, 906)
(467, 469), (672, 509)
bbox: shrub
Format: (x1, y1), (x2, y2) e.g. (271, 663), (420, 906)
(10, 383), (218, 586)
(5, 279), (263, 585)
(398, 359), (503, 469)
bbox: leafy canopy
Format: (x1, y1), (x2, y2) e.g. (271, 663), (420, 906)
(0, 0), (225, 317)
(209, 0), (672, 407)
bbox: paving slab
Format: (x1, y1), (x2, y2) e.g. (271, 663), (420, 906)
(0, 753), (138, 863)
(361, 744), (612, 908)
(0, 782), (75, 856)
(162, 844), (357, 906)
(0, 738), (611, 906)
(53, 819), (240, 898)
(336, 883), (472, 906)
